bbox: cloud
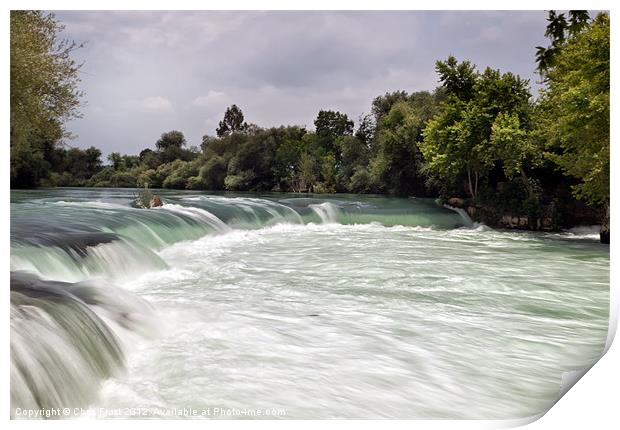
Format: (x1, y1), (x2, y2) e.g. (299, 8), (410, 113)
(135, 96), (174, 113)
(54, 10), (554, 157)
(192, 90), (227, 107)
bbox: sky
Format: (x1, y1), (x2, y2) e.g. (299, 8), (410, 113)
(55, 10), (555, 158)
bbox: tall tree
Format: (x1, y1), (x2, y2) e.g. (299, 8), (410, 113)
(371, 91), (440, 196)
(421, 57), (533, 199)
(314, 110), (354, 157)
(216, 104), (247, 137)
(536, 12), (609, 241)
(156, 130), (186, 151)
(10, 11), (83, 187)
(156, 130), (187, 163)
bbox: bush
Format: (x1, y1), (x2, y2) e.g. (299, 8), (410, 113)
(110, 172), (137, 188)
(162, 174), (187, 189)
(137, 169), (157, 188)
(349, 167), (373, 193)
(200, 155), (227, 189)
(224, 170), (255, 190)
(313, 182), (335, 194)
(186, 176), (205, 190)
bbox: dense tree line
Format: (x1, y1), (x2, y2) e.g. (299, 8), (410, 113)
(10, 11), (610, 238)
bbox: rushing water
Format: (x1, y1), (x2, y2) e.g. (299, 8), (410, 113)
(10, 188), (609, 419)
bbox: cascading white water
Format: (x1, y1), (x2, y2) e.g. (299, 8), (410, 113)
(309, 202), (341, 223)
(9, 189), (609, 419)
(10, 272), (153, 417)
(442, 203), (474, 227)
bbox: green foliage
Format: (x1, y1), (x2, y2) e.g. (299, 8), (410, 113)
(133, 185), (154, 209)
(156, 130), (192, 164)
(10, 11), (83, 188)
(216, 104), (247, 137)
(298, 153), (318, 192)
(537, 12), (609, 206)
(421, 57), (533, 199)
(313, 110), (354, 159)
(186, 176), (205, 190)
(536, 10), (590, 74)
(224, 171), (256, 191)
(11, 9), (607, 234)
(371, 91), (441, 196)
(349, 167), (373, 193)
(200, 155), (227, 190)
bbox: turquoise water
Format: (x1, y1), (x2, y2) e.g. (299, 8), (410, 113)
(10, 188), (610, 419)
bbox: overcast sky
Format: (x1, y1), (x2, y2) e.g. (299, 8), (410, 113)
(56, 10), (554, 157)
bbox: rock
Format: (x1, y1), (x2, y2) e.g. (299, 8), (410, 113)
(600, 229), (610, 244)
(541, 217), (554, 231)
(501, 215), (512, 226)
(447, 197), (466, 208)
(600, 203), (610, 244)
(149, 195), (163, 208)
(467, 206), (477, 218)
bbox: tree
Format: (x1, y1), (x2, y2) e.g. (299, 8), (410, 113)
(216, 104), (247, 137)
(108, 152), (122, 170)
(371, 91), (409, 123)
(535, 10), (590, 74)
(536, 12), (609, 237)
(370, 93), (437, 196)
(421, 57), (533, 199)
(314, 110), (353, 156)
(10, 11), (83, 188)
(298, 153), (317, 192)
(156, 130), (186, 163)
(336, 135), (369, 191)
(156, 130), (186, 151)
(314, 110), (354, 139)
(434, 57), (477, 101)
(354, 114), (375, 148)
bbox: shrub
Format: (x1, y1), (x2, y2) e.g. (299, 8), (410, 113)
(224, 170), (255, 190)
(186, 176), (205, 190)
(349, 167), (373, 193)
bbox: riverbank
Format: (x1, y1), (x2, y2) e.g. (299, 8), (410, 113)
(445, 196), (609, 244)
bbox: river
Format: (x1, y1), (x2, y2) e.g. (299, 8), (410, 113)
(10, 188), (609, 419)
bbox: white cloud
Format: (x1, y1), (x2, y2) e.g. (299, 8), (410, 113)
(192, 90), (227, 107)
(136, 96), (174, 113)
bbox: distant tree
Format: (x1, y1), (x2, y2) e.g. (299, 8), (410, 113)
(336, 135), (369, 190)
(314, 110), (354, 138)
(354, 114), (375, 148)
(139, 148), (159, 169)
(370, 95), (431, 196)
(298, 153), (317, 192)
(156, 130), (186, 151)
(200, 155), (227, 189)
(216, 104), (247, 137)
(314, 110), (353, 156)
(156, 130), (186, 163)
(371, 91), (409, 123)
(108, 152), (122, 170)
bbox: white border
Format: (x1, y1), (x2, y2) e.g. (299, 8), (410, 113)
(2, 1), (617, 429)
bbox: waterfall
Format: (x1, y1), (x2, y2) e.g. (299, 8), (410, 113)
(10, 272), (152, 416)
(442, 204), (474, 228)
(309, 202), (341, 224)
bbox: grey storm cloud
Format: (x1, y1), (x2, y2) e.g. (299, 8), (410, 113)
(54, 10), (552, 158)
